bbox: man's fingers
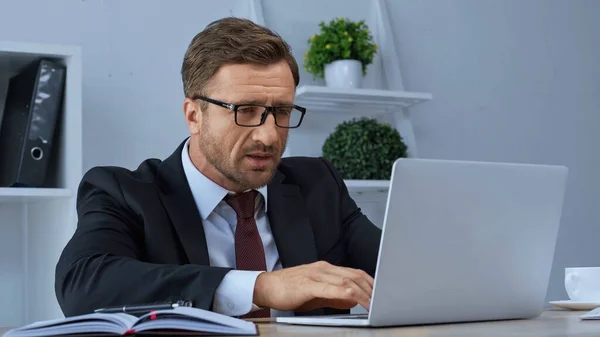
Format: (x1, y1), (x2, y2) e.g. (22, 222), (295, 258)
(313, 261), (374, 289)
(342, 283), (371, 310)
(317, 262), (374, 287)
(323, 266), (374, 298)
(309, 278), (371, 310)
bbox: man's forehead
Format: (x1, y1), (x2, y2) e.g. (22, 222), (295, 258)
(211, 62), (294, 83)
(206, 71), (294, 102)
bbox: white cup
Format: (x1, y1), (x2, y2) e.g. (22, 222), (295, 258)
(565, 267), (600, 301)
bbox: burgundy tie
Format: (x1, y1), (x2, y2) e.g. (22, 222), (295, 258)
(225, 190), (271, 318)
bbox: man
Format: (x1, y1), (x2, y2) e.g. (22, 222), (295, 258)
(55, 17), (381, 319)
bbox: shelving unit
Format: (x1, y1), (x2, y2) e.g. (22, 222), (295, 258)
(294, 84), (430, 201)
(0, 41), (82, 328)
(294, 83), (431, 200)
(295, 85), (432, 115)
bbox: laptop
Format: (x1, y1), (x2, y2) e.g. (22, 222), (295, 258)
(276, 158), (568, 327)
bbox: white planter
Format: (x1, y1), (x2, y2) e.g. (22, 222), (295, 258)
(324, 59), (362, 88)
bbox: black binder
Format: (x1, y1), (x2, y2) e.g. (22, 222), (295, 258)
(0, 59), (66, 188)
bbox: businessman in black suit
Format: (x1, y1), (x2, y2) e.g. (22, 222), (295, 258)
(55, 17), (381, 319)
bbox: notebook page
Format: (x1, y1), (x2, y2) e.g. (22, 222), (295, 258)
(134, 318), (257, 335)
(4, 323), (124, 337)
(133, 307), (256, 334)
(3, 313), (138, 337)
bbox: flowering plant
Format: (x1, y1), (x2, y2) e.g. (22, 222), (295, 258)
(304, 17), (378, 79)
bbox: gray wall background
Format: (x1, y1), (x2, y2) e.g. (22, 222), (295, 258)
(0, 0), (598, 302)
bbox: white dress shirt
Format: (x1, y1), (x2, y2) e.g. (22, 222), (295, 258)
(180, 138), (292, 317)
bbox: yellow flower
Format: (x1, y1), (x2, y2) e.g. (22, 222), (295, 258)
(311, 34), (316, 41)
(339, 18), (344, 21)
(325, 44), (331, 49)
(348, 37), (353, 42)
(344, 31), (348, 36)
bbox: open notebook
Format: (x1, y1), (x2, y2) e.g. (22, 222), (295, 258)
(2, 306), (258, 336)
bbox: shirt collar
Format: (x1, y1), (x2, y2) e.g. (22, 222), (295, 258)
(180, 138), (268, 220)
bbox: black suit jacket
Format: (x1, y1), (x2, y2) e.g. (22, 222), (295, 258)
(55, 139), (382, 317)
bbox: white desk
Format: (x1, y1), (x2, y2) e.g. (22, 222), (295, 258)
(248, 310), (600, 337)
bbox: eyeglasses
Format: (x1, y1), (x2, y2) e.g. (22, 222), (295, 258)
(193, 95), (306, 128)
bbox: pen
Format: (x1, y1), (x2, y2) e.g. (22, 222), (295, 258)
(94, 303), (179, 314)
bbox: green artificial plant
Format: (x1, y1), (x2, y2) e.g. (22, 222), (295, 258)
(322, 118), (408, 180)
(323, 117), (408, 180)
(304, 17), (378, 79)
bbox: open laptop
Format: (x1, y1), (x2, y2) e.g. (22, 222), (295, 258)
(276, 158), (568, 327)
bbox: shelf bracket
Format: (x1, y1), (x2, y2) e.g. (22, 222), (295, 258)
(371, 0), (419, 158)
(249, 0), (265, 25)
(373, 0), (404, 91)
(236, 0), (266, 26)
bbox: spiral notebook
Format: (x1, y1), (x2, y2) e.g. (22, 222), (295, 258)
(2, 306), (257, 336)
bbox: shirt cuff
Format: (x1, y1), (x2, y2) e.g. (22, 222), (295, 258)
(212, 270), (265, 316)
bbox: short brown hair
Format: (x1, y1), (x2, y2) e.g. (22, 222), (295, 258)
(181, 17), (299, 98)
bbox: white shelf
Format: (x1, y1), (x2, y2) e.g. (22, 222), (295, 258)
(0, 41), (80, 73)
(0, 188), (71, 203)
(295, 85), (432, 115)
(344, 180), (390, 194)
(0, 41), (82, 328)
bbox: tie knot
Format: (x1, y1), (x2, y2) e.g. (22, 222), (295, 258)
(226, 190), (258, 219)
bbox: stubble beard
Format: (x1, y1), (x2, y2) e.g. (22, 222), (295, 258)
(197, 124), (286, 191)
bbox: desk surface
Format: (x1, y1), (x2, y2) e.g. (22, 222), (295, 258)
(1, 310), (599, 336)
(248, 310), (600, 337)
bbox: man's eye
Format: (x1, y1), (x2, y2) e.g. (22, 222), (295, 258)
(276, 107), (292, 115)
(239, 107), (260, 114)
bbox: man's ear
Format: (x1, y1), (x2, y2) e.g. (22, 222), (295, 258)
(183, 98), (201, 135)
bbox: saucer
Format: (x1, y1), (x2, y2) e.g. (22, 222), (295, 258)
(549, 300), (600, 310)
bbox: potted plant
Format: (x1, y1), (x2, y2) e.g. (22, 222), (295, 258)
(304, 17), (378, 88)
(322, 117), (408, 180)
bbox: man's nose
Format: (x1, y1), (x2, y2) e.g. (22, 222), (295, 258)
(252, 112), (279, 146)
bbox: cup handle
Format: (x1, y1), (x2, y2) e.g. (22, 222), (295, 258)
(566, 273), (580, 300)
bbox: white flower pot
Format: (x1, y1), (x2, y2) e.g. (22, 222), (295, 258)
(324, 59), (362, 89)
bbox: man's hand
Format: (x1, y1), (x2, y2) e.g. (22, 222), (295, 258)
(252, 261), (374, 312)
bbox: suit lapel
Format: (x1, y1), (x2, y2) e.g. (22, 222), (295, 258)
(267, 171), (318, 269)
(157, 139), (210, 265)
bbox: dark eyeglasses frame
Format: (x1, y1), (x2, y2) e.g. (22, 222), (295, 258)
(193, 95), (306, 128)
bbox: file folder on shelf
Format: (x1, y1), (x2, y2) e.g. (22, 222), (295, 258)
(0, 58), (66, 188)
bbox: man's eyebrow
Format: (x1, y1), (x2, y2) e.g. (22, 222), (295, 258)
(235, 98), (294, 106)
(235, 98), (265, 105)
